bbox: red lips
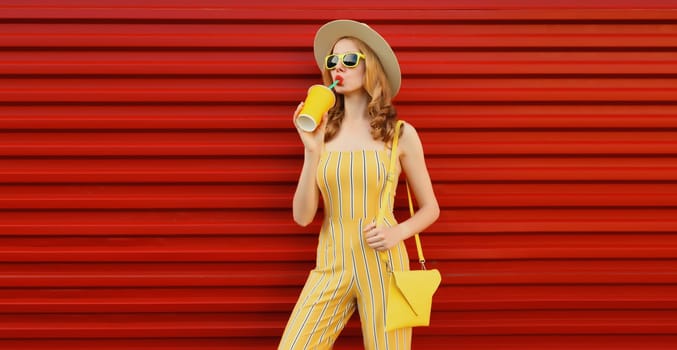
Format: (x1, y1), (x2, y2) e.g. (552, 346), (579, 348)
(334, 75), (344, 85)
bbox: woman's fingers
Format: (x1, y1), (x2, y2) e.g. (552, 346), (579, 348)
(364, 223), (394, 251)
(294, 102), (304, 117)
(292, 102), (304, 127)
(363, 222), (376, 233)
(365, 226), (383, 243)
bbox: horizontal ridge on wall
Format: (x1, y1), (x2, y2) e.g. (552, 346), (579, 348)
(1, 105), (677, 129)
(3, 0), (677, 21)
(2, 23), (677, 48)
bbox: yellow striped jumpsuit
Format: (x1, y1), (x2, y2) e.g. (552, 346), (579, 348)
(279, 149), (411, 350)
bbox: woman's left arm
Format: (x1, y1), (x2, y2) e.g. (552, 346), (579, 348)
(395, 121), (440, 241)
(364, 121), (440, 251)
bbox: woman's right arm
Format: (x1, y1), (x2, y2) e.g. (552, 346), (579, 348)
(292, 102), (327, 226)
(293, 149), (321, 226)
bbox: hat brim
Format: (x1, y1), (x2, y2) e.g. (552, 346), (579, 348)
(314, 20), (401, 97)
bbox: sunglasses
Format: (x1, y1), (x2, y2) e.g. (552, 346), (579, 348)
(324, 52), (366, 70)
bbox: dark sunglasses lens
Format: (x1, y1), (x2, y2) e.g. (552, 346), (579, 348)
(343, 53), (359, 67)
(326, 55), (339, 69)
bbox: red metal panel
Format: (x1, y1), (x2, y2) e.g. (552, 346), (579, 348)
(3, 105), (677, 129)
(4, 51), (677, 76)
(2, 1), (677, 349)
(3, 77), (677, 102)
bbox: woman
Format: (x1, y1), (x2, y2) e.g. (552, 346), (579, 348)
(279, 20), (439, 350)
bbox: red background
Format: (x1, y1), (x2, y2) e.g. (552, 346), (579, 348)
(1, 0), (677, 349)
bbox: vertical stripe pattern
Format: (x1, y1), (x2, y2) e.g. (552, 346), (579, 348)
(279, 150), (411, 349)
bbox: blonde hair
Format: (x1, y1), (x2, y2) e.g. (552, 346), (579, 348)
(321, 37), (399, 144)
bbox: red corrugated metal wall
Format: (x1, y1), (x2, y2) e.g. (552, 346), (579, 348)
(2, 0), (677, 349)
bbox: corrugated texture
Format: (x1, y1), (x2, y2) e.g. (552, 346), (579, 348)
(1, 1), (677, 349)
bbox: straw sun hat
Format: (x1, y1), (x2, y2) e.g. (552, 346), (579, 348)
(313, 19), (402, 97)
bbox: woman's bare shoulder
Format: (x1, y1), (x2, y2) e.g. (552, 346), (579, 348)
(397, 120), (424, 155)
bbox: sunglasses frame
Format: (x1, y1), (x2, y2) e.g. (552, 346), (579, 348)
(324, 52), (366, 70)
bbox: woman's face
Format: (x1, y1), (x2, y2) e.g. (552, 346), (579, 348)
(329, 38), (366, 96)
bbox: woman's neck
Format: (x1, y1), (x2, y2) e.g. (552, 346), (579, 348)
(326, 90), (381, 150)
(342, 91), (369, 122)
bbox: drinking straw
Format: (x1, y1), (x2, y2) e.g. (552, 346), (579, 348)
(327, 77), (342, 90)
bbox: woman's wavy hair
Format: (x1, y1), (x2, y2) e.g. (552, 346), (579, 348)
(321, 37), (400, 145)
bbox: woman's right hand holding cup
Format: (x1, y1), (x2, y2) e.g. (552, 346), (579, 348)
(293, 101), (327, 154)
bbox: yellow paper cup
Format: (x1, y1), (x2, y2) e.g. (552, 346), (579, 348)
(296, 84), (336, 132)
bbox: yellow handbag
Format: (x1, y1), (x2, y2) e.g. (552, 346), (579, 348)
(377, 120), (442, 332)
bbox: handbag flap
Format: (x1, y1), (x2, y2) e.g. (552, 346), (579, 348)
(391, 269), (442, 316)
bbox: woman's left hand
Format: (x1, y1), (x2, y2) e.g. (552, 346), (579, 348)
(363, 222), (404, 252)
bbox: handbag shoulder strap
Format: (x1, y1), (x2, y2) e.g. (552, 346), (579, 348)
(406, 182), (427, 269)
(378, 120), (428, 270)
